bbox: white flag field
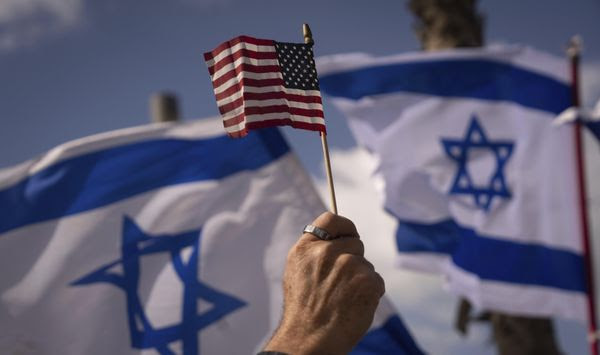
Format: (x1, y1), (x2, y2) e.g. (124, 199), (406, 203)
(0, 119), (423, 354)
(317, 45), (592, 321)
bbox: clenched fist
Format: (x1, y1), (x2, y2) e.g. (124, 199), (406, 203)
(263, 212), (385, 355)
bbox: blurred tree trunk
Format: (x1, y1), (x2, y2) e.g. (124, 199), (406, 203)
(407, 1), (562, 354)
(409, 0), (483, 50)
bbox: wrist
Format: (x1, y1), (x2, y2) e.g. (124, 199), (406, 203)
(263, 320), (346, 355)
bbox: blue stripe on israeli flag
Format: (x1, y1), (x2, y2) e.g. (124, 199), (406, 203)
(395, 219), (586, 292)
(586, 121), (600, 141)
(319, 58), (570, 115)
(352, 315), (425, 355)
(0, 128), (288, 234)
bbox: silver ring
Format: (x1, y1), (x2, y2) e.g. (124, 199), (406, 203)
(303, 224), (335, 241)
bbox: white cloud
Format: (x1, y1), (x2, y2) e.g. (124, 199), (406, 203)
(0, 0), (84, 52)
(311, 148), (494, 354)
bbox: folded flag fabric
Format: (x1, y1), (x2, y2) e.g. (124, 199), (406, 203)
(554, 99), (600, 141)
(589, 121), (600, 141)
(204, 35), (326, 138)
(0, 119), (423, 354)
(317, 45), (588, 321)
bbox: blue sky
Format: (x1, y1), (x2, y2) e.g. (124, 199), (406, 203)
(1, 1), (599, 353)
(1, 0), (599, 170)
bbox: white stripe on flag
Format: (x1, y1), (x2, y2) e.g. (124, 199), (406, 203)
(224, 113), (326, 133)
(213, 72), (284, 95)
(205, 42), (275, 67)
(216, 88), (322, 106)
(221, 100), (323, 120)
(212, 58), (280, 82)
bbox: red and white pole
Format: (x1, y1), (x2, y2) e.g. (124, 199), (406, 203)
(568, 36), (598, 355)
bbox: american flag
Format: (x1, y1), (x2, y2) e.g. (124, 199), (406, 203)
(204, 36), (326, 138)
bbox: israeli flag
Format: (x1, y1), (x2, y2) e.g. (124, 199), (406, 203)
(318, 46), (588, 321)
(0, 119), (422, 354)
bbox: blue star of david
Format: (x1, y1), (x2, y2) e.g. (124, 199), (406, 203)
(440, 115), (515, 211)
(71, 216), (246, 355)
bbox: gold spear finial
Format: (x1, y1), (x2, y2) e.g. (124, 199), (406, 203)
(567, 35), (583, 58)
(303, 23), (314, 46)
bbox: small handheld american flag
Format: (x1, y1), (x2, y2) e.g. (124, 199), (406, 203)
(204, 25), (338, 214)
(204, 35), (326, 138)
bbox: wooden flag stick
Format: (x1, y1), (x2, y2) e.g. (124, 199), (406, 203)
(303, 23), (338, 214)
(320, 129), (338, 214)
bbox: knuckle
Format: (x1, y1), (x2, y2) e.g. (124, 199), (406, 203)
(333, 214), (358, 237)
(352, 239), (365, 255)
(339, 216), (357, 233)
(339, 237), (364, 253)
(287, 241), (307, 263)
(302, 242), (337, 279)
(316, 211), (336, 226)
(353, 270), (375, 285)
(321, 211), (336, 220)
(350, 264), (385, 296)
(336, 253), (359, 270)
(310, 241), (336, 261)
(287, 243), (301, 260)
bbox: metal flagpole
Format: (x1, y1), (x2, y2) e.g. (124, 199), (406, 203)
(302, 23), (338, 214)
(567, 35), (598, 355)
(150, 92), (180, 123)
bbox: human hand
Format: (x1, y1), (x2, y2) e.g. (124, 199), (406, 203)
(263, 212), (385, 355)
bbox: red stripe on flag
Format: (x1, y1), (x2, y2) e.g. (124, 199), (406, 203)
(244, 105), (324, 118)
(214, 78), (285, 100)
(224, 120), (325, 139)
(218, 96), (244, 115)
(215, 85), (243, 102)
(222, 106), (324, 128)
(222, 112), (246, 127)
(204, 36), (274, 61)
(211, 64), (281, 88)
(242, 91), (323, 104)
(217, 91), (323, 114)
(225, 129), (248, 138)
(246, 119), (326, 133)
(208, 50), (278, 75)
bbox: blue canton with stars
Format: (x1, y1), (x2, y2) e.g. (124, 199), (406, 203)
(440, 115), (515, 211)
(274, 41), (320, 90)
(71, 216), (246, 355)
